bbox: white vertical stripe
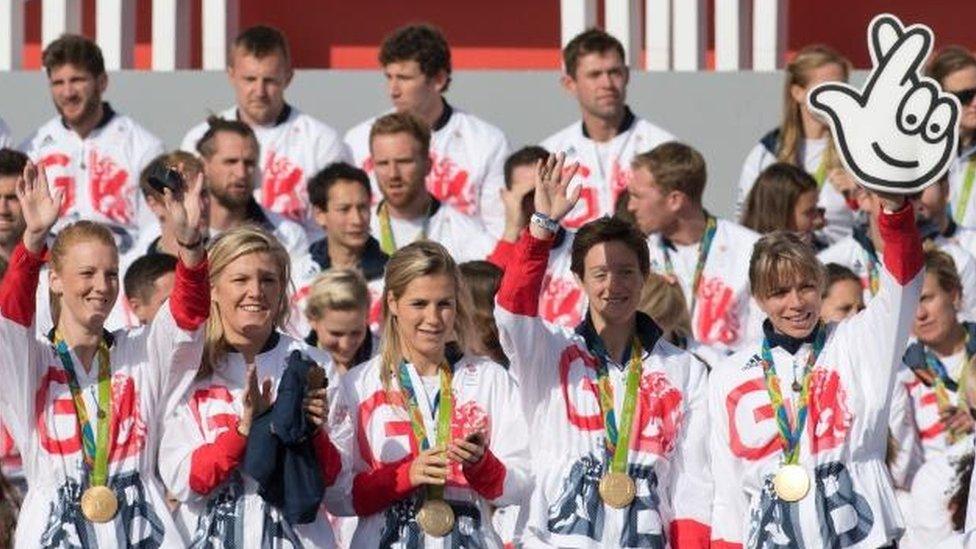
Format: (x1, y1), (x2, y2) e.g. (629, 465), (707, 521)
(672, 0), (705, 71)
(644, 0), (671, 71)
(202, 0), (239, 70)
(41, 0), (82, 50)
(715, 0), (752, 70)
(96, 0), (135, 69)
(559, 0), (597, 52)
(753, 0), (788, 71)
(0, 0), (24, 70)
(152, 0), (191, 70)
(605, 0), (642, 68)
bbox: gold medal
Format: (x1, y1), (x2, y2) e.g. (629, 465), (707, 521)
(416, 499), (454, 537)
(81, 485), (118, 523)
(773, 464), (810, 502)
(598, 471), (636, 508)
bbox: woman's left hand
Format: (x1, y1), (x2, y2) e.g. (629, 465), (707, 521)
(304, 387), (329, 428)
(447, 431), (486, 468)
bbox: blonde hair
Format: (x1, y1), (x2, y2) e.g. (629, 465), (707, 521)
(379, 240), (473, 391)
(749, 230), (825, 299)
(369, 112), (431, 157)
(639, 273), (692, 342)
(924, 246), (962, 298)
(49, 221), (119, 327)
(778, 45), (851, 170)
(202, 225), (291, 377)
(305, 268), (369, 321)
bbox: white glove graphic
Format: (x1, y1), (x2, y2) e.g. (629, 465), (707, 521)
(807, 13), (961, 194)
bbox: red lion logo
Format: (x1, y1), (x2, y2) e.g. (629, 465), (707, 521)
(88, 150), (131, 224)
(262, 151), (306, 222)
(540, 274), (584, 328)
(634, 372), (684, 457)
(427, 153), (474, 215)
(807, 368), (853, 453)
(695, 277), (741, 346)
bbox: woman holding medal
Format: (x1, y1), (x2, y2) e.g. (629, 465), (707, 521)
(495, 153), (712, 548)
(329, 240), (531, 548)
(708, 187), (923, 547)
(0, 162), (209, 547)
(158, 226), (344, 548)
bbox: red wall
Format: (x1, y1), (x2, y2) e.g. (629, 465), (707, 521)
(19, 0), (976, 70)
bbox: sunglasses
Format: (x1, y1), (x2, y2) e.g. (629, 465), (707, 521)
(952, 87), (976, 106)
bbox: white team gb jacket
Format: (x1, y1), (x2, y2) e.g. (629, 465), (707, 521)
(708, 205), (924, 548)
(541, 108), (674, 230)
(328, 352), (532, 548)
(0, 243), (210, 548)
(495, 232), (712, 549)
(20, 105), (164, 254)
(345, 103), (510, 238)
(368, 199), (497, 264)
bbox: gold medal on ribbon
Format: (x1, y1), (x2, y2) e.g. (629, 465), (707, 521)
(598, 471), (636, 509)
(416, 499), (455, 537)
(773, 464), (810, 502)
(81, 485), (118, 523)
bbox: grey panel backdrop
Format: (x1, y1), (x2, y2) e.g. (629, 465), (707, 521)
(0, 69), (854, 220)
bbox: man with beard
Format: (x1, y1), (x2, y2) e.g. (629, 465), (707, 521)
(196, 117), (307, 256)
(542, 29), (674, 230)
(21, 34), (163, 254)
(181, 25), (349, 237)
(0, 149), (27, 262)
(367, 112), (495, 262)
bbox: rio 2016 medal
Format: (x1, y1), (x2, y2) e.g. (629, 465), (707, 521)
(417, 499), (454, 537)
(773, 464), (810, 502)
(81, 485), (118, 523)
(599, 471), (636, 508)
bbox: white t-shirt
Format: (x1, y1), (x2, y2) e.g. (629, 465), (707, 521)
(180, 105), (350, 237)
(345, 103), (510, 237)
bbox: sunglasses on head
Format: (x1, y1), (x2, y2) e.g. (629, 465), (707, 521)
(953, 87), (976, 106)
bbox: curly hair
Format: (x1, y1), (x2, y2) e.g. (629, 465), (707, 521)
(379, 23), (452, 92)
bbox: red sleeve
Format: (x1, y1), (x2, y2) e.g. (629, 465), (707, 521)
(487, 239), (517, 270)
(312, 429), (341, 487)
(461, 447), (506, 500)
(495, 232), (553, 317)
(351, 458), (415, 516)
(710, 541), (743, 549)
(845, 194), (860, 211)
(0, 243), (45, 326)
(669, 518), (710, 548)
(878, 202), (923, 285)
(170, 258), (210, 331)
(188, 427), (247, 495)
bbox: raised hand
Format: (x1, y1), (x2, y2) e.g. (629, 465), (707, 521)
(807, 14), (960, 194)
(163, 170), (206, 265)
(16, 162), (63, 253)
(533, 153), (581, 225)
(238, 365), (273, 437)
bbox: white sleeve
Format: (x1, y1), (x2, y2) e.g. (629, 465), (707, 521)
(478, 367), (532, 507)
(158, 388), (212, 505)
(887, 369), (922, 490)
(476, 131), (510, 239)
(179, 123), (207, 155)
(735, 143), (770, 222)
(0, 118), (11, 148)
(707, 363), (748, 546)
(665, 358), (712, 536)
(315, 127), (352, 167)
(323, 375), (360, 517)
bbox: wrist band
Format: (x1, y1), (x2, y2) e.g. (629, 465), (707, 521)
(531, 212), (560, 234)
(177, 235), (204, 249)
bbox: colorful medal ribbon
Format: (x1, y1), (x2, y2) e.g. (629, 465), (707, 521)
(952, 158), (976, 225)
(923, 334), (974, 444)
(53, 333), (112, 487)
(759, 325), (827, 465)
(660, 213), (717, 314)
(397, 361), (453, 500)
(812, 154), (829, 190)
(863, 247), (881, 296)
(378, 200), (436, 255)
(593, 338), (643, 475)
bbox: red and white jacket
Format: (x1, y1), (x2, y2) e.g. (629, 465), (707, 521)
(158, 332), (344, 549)
(328, 352), (531, 548)
(368, 199), (497, 264)
(540, 108), (674, 230)
(0, 413), (21, 483)
(487, 228), (585, 329)
(495, 232), (712, 548)
(20, 104), (164, 254)
(647, 218), (762, 353)
(345, 102), (510, 237)
(181, 104), (350, 236)
(708, 204), (923, 548)
(0, 243), (209, 548)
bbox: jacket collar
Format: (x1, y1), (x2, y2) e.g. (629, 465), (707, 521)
(47, 328), (116, 349)
(762, 318), (820, 355)
(61, 102), (115, 132)
(304, 331), (373, 368)
(432, 100), (454, 132)
(574, 311), (663, 367)
(244, 198), (275, 232)
(236, 103), (292, 128)
(581, 106), (636, 139)
(308, 236), (389, 281)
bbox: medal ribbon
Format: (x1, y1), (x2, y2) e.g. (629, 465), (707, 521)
(812, 154), (829, 190)
(922, 334), (974, 444)
(53, 333), (112, 487)
(760, 325), (826, 464)
(952, 158), (976, 225)
(593, 338), (643, 474)
(378, 201), (435, 255)
(660, 214), (717, 314)
(397, 361), (453, 500)
(863, 248), (881, 296)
